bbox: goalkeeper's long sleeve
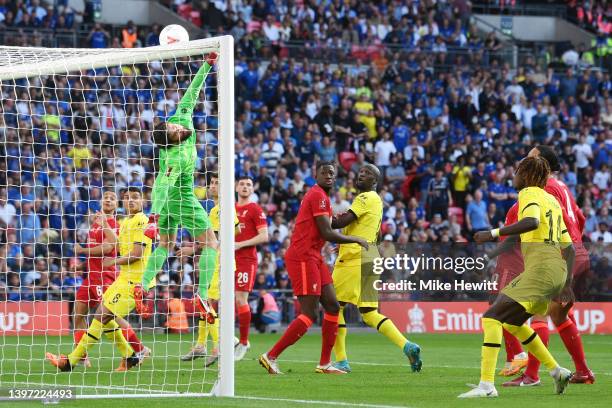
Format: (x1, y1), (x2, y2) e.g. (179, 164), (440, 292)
(175, 62), (213, 120)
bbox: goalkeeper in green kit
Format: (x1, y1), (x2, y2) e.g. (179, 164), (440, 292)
(135, 52), (218, 322)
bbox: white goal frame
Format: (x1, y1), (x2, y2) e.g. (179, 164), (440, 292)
(0, 35), (235, 399)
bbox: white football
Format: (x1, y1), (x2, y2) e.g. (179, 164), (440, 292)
(159, 24), (190, 46)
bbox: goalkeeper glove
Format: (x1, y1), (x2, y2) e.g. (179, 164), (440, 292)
(206, 52), (218, 66)
(144, 214), (159, 240)
(195, 293), (216, 324)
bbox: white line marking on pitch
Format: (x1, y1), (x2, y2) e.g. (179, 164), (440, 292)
(233, 395), (411, 408)
(275, 359), (612, 376)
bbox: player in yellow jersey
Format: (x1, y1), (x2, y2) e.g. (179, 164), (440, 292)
(46, 187), (153, 372)
(459, 157), (574, 398)
(180, 173), (239, 365)
(331, 164), (422, 373)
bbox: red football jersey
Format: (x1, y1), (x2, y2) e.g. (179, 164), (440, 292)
(235, 202), (268, 264)
(86, 217), (119, 284)
(545, 177), (584, 244)
(286, 184), (332, 262)
(495, 203), (524, 279)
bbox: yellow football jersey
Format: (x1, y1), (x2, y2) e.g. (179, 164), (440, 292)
(338, 191), (383, 263)
(209, 204), (240, 234)
(518, 187), (572, 269)
(118, 212), (152, 282)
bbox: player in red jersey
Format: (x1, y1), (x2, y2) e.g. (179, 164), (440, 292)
(234, 176), (269, 360)
(73, 191), (120, 367)
(258, 162), (368, 375)
(73, 190), (149, 370)
(490, 146), (594, 386)
(519, 145), (593, 384)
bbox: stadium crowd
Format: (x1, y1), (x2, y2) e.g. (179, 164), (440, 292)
(0, 1), (611, 310)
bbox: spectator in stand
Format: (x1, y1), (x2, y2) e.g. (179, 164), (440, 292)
(121, 20), (138, 48)
(466, 190), (490, 234)
(591, 222), (612, 243)
(87, 23), (110, 48)
(451, 155), (471, 209)
(427, 166), (452, 220)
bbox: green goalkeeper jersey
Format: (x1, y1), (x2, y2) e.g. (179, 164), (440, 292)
(158, 62), (212, 178)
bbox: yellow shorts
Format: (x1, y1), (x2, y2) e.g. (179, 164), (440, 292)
(333, 261), (378, 308)
(502, 262), (566, 316)
(208, 264), (220, 301)
(103, 278), (136, 318)
(516, 301), (550, 316)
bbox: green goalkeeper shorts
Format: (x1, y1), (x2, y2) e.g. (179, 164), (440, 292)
(154, 175), (211, 238)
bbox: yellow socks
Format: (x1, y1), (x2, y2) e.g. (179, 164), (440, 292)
(503, 323), (558, 371)
(102, 320), (133, 358)
(481, 317), (503, 383)
(196, 318), (209, 347)
(362, 310), (407, 349)
(210, 317), (219, 348)
(69, 319), (104, 366)
(333, 306), (347, 361)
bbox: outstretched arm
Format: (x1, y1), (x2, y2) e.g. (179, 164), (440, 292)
(474, 217), (539, 243)
(175, 52), (218, 117)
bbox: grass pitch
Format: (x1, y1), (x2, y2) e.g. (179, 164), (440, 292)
(1, 331), (610, 407)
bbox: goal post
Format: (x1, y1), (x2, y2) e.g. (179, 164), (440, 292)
(0, 35), (235, 399)
(216, 35), (235, 399)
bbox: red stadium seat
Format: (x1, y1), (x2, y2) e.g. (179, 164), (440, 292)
(339, 151), (357, 172)
(448, 206), (464, 225)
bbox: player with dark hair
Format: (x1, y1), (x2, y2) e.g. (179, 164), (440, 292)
(139, 53), (219, 319)
(332, 163), (422, 373)
(459, 157), (573, 398)
(47, 187), (152, 372)
(72, 190), (120, 368)
(72, 190), (147, 370)
(498, 145), (594, 386)
(234, 176), (269, 360)
(259, 162), (369, 374)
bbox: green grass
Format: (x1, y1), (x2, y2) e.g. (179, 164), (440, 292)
(1, 332), (610, 407)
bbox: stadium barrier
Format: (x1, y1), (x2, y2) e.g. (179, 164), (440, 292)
(0, 301), (70, 335)
(380, 301), (612, 334)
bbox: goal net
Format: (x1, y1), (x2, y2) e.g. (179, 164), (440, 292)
(0, 36), (235, 399)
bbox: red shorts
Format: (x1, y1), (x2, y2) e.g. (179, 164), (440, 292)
(286, 257), (332, 296)
(573, 247), (590, 277)
(235, 262), (257, 292)
(75, 278), (113, 308)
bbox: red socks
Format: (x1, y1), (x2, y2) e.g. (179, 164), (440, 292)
(122, 326), (144, 354)
(237, 304), (251, 345)
(557, 318), (589, 373)
(320, 312), (339, 366)
(503, 328), (523, 362)
(74, 329), (85, 345)
(268, 314), (313, 360)
(524, 321), (550, 379)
